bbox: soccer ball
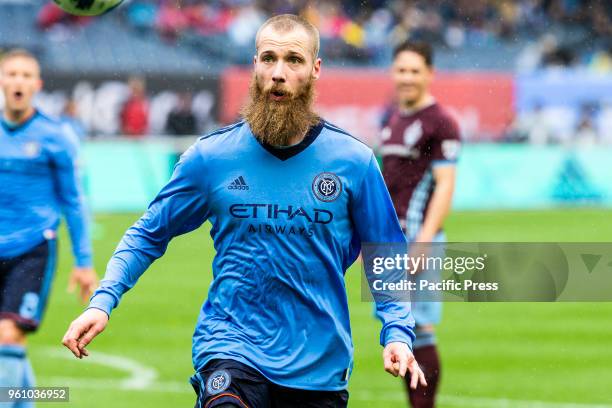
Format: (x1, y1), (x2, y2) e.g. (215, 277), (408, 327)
(53, 0), (124, 16)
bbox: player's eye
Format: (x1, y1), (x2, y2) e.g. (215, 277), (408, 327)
(261, 55), (274, 63)
(288, 56), (302, 64)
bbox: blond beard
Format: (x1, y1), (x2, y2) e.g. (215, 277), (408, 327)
(241, 75), (319, 146)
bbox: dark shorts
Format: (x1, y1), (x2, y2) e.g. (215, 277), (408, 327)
(0, 239), (57, 332)
(189, 359), (349, 408)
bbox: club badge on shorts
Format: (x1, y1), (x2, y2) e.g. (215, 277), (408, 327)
(312, 172), (342, 202)
(206, 370), (231, 395)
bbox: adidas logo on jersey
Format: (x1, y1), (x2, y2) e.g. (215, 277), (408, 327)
(228, 176), (249, 190)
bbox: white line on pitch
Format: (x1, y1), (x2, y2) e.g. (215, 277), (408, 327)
(42, 348), (612, 407)
(45, 347), (158, 389)
(41, 377), (189, 393)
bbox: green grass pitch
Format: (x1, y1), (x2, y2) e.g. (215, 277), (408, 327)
(30, 209), (612, 407)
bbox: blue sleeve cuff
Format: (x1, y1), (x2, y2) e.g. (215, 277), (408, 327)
(381, 326), (415, 351)
(87, 292), (116, 318)
(75, 255), (93, 268)
(432, 159), (457, 167)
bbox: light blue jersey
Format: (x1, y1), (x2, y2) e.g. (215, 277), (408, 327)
(89, 120), (415, 391)
(0, 110), (92, 266)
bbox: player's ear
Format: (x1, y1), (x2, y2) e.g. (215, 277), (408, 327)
(312, 57), (321, 80)
(36, 79), (43, 92)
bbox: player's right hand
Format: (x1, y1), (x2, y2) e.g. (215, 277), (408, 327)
(62, 308), (109, 359)
(383, 342), (427, 389)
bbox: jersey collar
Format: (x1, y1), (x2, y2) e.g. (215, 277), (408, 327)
(253, 119), (324, 161)
(398, 99), (436, 117)
(1, 109), (39, 133)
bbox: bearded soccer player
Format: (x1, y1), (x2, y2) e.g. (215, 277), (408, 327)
(62, 14), (427, 407)
(379, 41), (460, 408)
(0, 49), (97, 404)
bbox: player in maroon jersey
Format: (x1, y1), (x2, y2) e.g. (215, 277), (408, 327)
(379, 41), (461, 408)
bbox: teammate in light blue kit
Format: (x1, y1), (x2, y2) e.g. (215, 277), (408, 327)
(0, 49), (97, 407)
(63, 15), (426, 407)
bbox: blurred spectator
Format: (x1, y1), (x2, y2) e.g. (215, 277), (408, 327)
(574, 103), (599, 145)
(156, 0), (189, 42)
(126, 0), (157, 34)
(25, 0), (612, 69)
(60, 99), (87, 141)
(597, 103), (612, 144)
(185, 3), (232, 36)
(589, 0), (612, 39)
(120, 77), (149, 137)
(227, 4), (266, 47)
(587, 46), (612, 73)
(37, 2), (91, 30)
(165, 92), (197, 136)
(363, 8), (394, 63)
(516, 33), (558, 72)
(508, 103), (554, 144)
(226, 3), (266, 64)
(542, 45), (575, 68)
(6, 0), (612, 143)
(507, 99), (611, 145)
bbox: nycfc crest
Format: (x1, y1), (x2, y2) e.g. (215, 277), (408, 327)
(206, 370), (231, 395)
(312, 172), (342, 202)
(24, 142), (41, 158)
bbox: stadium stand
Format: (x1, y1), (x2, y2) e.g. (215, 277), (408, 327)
(0, 0), (610, 141)
(1, 0), (610, 72)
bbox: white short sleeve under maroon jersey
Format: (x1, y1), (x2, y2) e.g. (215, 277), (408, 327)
(379, 102), (461, 238)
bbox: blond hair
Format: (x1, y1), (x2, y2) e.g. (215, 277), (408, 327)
(255, 14), (320, 60)
(0, 48), (40, 72)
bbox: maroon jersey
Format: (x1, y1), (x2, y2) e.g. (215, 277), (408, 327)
(380, 102), (460, 238)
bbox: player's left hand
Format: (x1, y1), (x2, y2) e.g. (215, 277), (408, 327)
(383, 341), (427, 389)
(68, 267), (98, 303)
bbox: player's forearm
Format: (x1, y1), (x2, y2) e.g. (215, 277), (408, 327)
(88, 253), (149, 315)
(87, 212), (175, 315)
(88, 147), (209, 316)
(57, 159), (93, 266)
(87, 246), (154, 316)
(64, 206), (93, 267)
(376, 303), (416, 349)
(417, 181), (454, 242)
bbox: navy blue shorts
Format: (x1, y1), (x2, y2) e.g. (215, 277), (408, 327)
(0, 239), (57, 332)
(190, 359), (349, 408)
